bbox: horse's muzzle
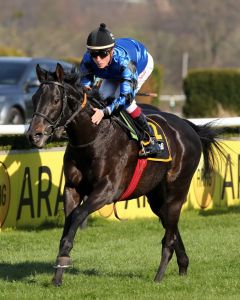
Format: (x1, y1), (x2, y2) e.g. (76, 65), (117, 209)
(27, 128), (50, 149)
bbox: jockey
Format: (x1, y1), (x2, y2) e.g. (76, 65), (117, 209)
(80, 23), (162, 157)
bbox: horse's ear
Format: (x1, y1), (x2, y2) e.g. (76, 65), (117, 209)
(55, 63), (64, 83)
(36, 64), (47, 82)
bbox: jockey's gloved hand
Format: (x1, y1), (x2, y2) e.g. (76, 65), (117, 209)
(83, 86), (92, 94)
(102, 107), (111, 116)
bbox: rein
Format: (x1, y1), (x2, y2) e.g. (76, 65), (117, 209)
(69, 136), (96, 148)
(33, 80), (87, 136)
(89, 97), (136, 136)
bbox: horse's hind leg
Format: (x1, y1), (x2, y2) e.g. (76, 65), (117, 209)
(158, 226), (189, 277)
(147, 186), (175, 281)
(53, 176), (117, 286)
(154, 201), (183, 282)
(174, 228), (189, 275)
(147, 186), (189, 282)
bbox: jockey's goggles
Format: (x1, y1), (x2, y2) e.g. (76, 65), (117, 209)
(89, 49), (111, 59)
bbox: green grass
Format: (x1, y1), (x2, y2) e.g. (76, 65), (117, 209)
(1, 208), (240, 300)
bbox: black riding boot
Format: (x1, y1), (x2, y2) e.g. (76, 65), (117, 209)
(134, 113), (162, 156)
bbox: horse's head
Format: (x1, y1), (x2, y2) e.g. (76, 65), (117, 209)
(27, 63), (85, 148)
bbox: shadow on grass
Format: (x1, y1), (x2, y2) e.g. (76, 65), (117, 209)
(0, 261), (79, 282)
(0, 261), (142, 283)
(198, 205), (240, 217)
(18, 221), (64, 231)
(77, 268), (142, 279)
(15, 217), (92, 232)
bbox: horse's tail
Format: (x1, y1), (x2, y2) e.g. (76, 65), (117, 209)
(184, 119), (226, 179)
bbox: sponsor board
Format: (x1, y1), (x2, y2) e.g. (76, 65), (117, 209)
(0, 162), (10, 227)
(0, 148), (65, 229)
(185, 140), (240, 210)
(0, 140), (240, 228)
(97, 196), (154, 220)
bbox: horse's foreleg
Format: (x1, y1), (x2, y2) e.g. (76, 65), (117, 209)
(55, 163), (83, 254)
(52, 204), (87, 286)
(53, 177), (113, 286)
(52, 184), (82, 286)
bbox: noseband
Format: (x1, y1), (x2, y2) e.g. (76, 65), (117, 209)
(33, 80), (87, 136)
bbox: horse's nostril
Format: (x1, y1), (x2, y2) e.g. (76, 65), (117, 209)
(28, 132), (43, 144)
(33, 133), (43, 143)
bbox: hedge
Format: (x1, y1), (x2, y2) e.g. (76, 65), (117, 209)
(0, 46), (26, 57)
(183, 69), (240, 117)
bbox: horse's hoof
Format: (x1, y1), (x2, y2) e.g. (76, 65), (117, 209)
(52, 277), (62, 287)
(154, 277), (162, 283)
(52, 257), (71, 287)
(154, 269), (165, 283)
(52, 267), (64, 287)
(179, 269), (187, 276)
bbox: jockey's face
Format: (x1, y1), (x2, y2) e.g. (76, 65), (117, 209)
(90, 49), (113, 69)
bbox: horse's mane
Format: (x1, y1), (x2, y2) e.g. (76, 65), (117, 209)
(89, 87), (107, 102)
(63, 66), (80, 85)
(62, 68), (105, 106)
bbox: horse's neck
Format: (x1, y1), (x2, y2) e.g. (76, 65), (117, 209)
(66, 99), (129, 148)
(66, 107), (109, 146)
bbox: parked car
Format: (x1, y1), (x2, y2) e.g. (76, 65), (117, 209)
(0, 57), (73, 124)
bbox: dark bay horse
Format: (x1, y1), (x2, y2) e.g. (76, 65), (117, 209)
(27, 63), (223, 286)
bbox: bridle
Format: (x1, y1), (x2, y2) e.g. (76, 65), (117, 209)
(32, 80), (87, 136)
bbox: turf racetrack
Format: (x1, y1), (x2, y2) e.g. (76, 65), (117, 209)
(0, 208), (240, 299)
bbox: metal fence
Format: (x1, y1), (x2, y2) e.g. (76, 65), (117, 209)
(1, 117), (240, 136)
